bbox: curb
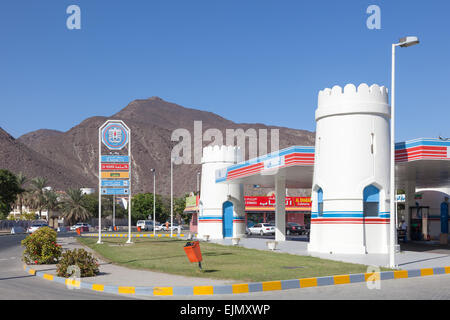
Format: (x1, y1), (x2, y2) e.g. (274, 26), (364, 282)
(23, 264), (450, 297)
(81, 233), (190, 239)
(0, 233), (26, 236)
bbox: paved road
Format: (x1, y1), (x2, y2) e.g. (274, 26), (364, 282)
(0, 234), (134, 300)
(1, 234), (449, 300)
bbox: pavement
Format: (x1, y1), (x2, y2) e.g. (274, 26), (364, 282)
(2, 232), (450, 299)
(0, 234), (133, 300)
(210, 236), (450, 269)
(30, 235), (236, 287)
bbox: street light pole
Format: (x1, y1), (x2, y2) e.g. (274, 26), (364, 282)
(390, 36), (419, 269)
(113, 194), (115, 230)
(170, 158), (174, 238)
(151, 168), (156, 237)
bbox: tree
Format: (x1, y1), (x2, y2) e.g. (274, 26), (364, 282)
(29, 177), (48, 219)
(174, 196), (187, 224)
(14, 172), (28, 215)
(0, 169), (22, 220)
(131, 193), (165, 223)
(44, 190), (60, 220)
(60, 189), (92, 225)
(81, 193), (99, 217)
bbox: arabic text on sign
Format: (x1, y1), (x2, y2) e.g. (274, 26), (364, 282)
(101, 163), (129, 170)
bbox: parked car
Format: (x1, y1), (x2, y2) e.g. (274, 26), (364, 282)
(136, 220), (154, 231)
(162, 223), (183, 232)
(70, 222), (91, 232)
(154, 223), (163, 231)
(245, 221), (255, 234)
(27, 221), (49, 234)
(286, 222), (305, 235)
(247, 223), (275, 236)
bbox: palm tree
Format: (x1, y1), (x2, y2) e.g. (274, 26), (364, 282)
(44, 191), (60, 227)
(29, 177), (48, 219)
(14, 172), (27, 215)
(61, 189), (92, 225)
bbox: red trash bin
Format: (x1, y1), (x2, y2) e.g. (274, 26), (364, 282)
(184, 241), (203, 269)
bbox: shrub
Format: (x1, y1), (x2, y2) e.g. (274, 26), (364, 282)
(21, 227), (62, 265)
(56, 248), (100, 278)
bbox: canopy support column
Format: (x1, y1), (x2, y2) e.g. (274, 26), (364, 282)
(275, 175), (286, 241)
(405, 181), (416, 241)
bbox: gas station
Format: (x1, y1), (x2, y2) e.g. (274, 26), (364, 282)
(195, 83), (449, 257)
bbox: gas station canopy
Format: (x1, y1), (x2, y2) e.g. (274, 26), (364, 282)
(216, 138), (450, 189)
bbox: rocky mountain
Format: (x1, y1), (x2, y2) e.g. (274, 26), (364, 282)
(0, 128), (92, 190)
(7, 97), (315, 196)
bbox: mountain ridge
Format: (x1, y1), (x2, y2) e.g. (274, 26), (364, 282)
(2, 97), (315, 196)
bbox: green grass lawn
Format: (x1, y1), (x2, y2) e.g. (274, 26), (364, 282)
(78, 237), (383, 282)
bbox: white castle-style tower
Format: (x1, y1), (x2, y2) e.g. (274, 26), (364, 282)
(308, 83), (391, 254)
(198, 145), (245, 240)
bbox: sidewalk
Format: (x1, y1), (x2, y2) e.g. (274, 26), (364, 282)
(210, 237), (450, 270)
(30, 236), (236, 287)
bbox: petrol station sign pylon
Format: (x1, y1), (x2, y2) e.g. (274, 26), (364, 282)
(97, 120), (132, 244)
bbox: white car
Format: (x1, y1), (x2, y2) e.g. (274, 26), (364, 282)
(162, 223), (183, 232)
(27, 222), (49, 234)
(136, 220), (154, 231)
(247, 223), (275, 236)
(70, 223), (91, 231)
(154, 223), (163, 231)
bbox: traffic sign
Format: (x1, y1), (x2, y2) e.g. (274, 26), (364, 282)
(101, 188), (129, 195)
(101, 180), (129, 187)
(101, 155), (129, 163)
(98, 120), (132, 244)
(101, 171), (130, 179)
(101, 163), (129, 170)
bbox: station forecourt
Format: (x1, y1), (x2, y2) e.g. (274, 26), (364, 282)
(209, 138), (449, 244)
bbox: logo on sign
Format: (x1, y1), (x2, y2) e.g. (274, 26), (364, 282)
(102, 123), (129, 150)
(264, 156), (284, 170)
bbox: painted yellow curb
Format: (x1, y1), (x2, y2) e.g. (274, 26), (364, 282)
(299, 278), (317, 288)
(118, 286), (135, 294)
(43, 274), (54, 281)
(394, 270), (408, 279)
(334, 274), (350, 285)
(154, 287), (173, 296)
(232, 283), (249, 294)
(193, 286), (214, 295)
(92, 284), (104, 292)
(420, 268), (434, 276)
(262, 281), (282, 291)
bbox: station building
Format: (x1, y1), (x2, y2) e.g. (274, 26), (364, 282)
(184, 194), (312, 234)
(191, 83), (449, 255)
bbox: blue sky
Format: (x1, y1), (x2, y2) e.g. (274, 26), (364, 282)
(0, 0), (448, 141)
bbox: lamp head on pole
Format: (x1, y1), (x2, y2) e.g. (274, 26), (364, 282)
(398, 36), (420, 47)
(150, 168), (155, 173)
